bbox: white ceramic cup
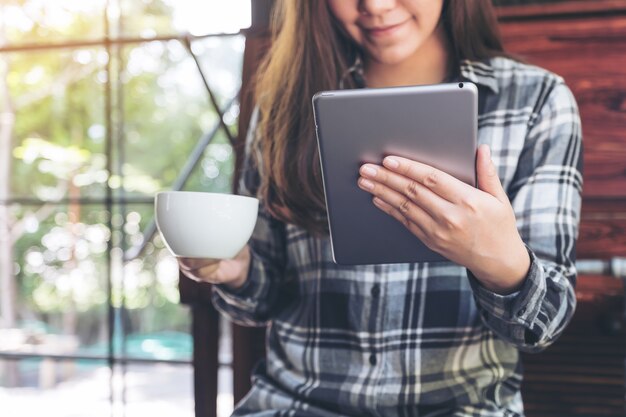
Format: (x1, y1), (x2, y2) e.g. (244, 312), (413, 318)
(154, 191), (259, 259)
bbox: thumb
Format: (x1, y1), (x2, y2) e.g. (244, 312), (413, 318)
(477, 144), (507, 202)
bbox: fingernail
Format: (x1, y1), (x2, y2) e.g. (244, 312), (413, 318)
(359, 178), (375, 190)
(361, 165), (377, 177)
(384, 157), (399, 169)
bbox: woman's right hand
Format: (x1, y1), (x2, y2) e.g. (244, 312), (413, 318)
(177, 244), (251, 291)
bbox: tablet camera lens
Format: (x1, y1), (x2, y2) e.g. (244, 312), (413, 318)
(458, 82), (464, 88)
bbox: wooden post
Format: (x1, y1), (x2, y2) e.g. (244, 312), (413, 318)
(179, 272), (219, 417)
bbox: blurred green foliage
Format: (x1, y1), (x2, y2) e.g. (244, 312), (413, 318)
(2, 0), (243, 358)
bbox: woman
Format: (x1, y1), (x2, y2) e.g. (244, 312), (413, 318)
(179, 0), (583, 415)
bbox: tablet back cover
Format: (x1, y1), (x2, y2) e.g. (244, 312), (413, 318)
(313, 82), (477, 265)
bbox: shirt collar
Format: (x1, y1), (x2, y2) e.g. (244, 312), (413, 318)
(459, 58), (499, 94)
(341, 56), (500, 94)
(339, 55), (366, 89)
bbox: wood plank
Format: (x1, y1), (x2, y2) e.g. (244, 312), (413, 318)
(578, 218), (626, 258)
(524, 356), (625, 367)
(579, 200), (626, 259)
(500, 14), (626, 200)
(525, 382), (624, 392)
(523, 404), (623, 416)
(497, 0), (626, 20)
(522, 367), (622, 379)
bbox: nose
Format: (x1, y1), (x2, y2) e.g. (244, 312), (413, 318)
(359, 0), (396, 16)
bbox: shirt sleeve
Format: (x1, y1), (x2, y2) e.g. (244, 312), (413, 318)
(211, 109), (288, 327)
(468, 80), (583, 353)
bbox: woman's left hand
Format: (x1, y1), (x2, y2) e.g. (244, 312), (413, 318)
(358, 144), (530, 294)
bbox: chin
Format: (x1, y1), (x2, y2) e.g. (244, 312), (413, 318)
(370, 48), (417, 66)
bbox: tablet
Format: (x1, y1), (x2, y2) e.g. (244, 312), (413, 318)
(312, 82), (478, 265)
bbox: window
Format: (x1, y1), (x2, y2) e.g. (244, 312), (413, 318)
(0, 1), (250, 416)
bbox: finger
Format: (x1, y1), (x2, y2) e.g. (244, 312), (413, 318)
(358, 176), (436, 232)
(381, 156), (474, 204)
(177, 257), (197, 271)
(476, 144), (508, 203)
(184, 262), (221, 283)
(359, 164), (452, 221)
(371, 197), (431, 245)
(178, 257), (218, 271)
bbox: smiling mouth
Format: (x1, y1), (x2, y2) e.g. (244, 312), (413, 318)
(363, 20), (409, 37)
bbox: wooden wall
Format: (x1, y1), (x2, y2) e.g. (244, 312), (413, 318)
(498, 2), (626, 416)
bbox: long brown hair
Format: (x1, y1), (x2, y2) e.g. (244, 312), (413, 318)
(254, 0), (506, 236)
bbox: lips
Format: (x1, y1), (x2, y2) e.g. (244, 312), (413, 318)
(363, 20), (408, 37)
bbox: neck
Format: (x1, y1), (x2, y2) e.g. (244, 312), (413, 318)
(364, 24), (452, 88)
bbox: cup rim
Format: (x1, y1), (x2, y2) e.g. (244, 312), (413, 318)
(155, 190), (258, 203)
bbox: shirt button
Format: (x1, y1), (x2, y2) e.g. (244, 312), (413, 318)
(517, 307), (527, 317)
(369, 353), (377, 366)
(371, 284), (380, 298)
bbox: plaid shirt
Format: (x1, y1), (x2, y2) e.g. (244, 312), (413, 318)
(212, 56), (583, 417)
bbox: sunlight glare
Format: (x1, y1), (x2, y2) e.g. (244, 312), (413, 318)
(167, 0), (251, 35)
